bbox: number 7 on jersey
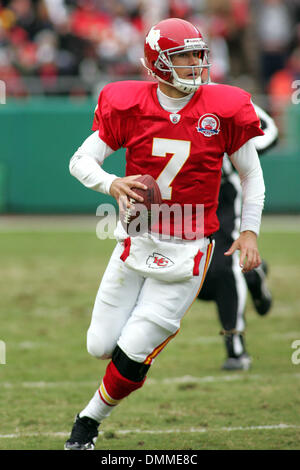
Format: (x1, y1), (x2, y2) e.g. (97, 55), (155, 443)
(152, 138), (191, 200)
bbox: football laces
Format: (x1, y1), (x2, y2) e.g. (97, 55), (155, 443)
(124, 198), (136, 224)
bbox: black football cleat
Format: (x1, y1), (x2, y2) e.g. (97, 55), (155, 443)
(222, 333), (251, 370)
(64, 414), (99, 450)
(222, 353), (252, 371)
(245, 260), (272, 316)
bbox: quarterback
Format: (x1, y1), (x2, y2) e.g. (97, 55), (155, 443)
(65, 18), (265, 449)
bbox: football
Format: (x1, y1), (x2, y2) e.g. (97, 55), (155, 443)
(120, 174), (162, 236)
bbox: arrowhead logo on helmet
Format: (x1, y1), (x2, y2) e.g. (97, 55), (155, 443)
(145, 27), (161, 51)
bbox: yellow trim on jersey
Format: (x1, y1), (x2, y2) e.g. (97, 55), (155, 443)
(144, 331), (179, 365)
(197, 241), (214, 293)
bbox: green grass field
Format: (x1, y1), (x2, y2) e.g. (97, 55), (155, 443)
(0, 218), (300, 450)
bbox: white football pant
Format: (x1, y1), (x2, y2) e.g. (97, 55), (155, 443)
(87, 239), (214, 365)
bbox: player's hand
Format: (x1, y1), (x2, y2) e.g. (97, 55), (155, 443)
(110, 175), (147, 209)
(224, 230), (261, 273)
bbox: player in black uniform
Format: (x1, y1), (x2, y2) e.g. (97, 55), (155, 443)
(198, 104), (278, 370)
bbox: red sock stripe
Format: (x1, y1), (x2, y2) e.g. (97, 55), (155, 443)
(102, 360), (145, 402)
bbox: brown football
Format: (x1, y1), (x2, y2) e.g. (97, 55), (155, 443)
(120, 174), (162, 236)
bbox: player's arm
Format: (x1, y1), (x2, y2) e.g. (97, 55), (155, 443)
(69, 132), (116, 194)
(225, 139), (265, 272)
(69, 132), (146, 207)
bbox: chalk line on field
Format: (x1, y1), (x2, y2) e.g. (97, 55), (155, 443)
(0, 424), (300, 439)
(1, 372), (300, 390)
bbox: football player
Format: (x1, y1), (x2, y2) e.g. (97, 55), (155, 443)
(65, 18), (265, 450)
(198, 104), (278, 370)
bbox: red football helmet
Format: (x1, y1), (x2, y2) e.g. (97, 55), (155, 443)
(142, 18), (211, 93)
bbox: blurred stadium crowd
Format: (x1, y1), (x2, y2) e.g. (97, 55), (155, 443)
(1, 0), (300, 111)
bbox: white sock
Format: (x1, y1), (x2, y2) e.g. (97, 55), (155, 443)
(79, 389), (115, 423)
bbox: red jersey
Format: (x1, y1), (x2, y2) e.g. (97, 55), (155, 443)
(92, 81), (263, 237)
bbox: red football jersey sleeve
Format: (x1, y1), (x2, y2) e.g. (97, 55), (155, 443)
(225, 93), (263, 156)
(91, 86), (127, 150)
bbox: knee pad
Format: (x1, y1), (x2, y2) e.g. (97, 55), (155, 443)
(112, 345), (150, 382)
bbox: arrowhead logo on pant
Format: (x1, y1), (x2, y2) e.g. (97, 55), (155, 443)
(146, 252), (174, 269)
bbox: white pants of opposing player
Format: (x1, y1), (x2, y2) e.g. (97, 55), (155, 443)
(87, 238), (214, 365)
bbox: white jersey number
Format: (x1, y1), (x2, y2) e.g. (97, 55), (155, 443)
(152, 138), (191, 200)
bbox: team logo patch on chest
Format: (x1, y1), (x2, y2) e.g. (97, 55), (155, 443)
(196, 113), (220, 137)
(146, 252), (174, 269)
(169, 113), (181, 124)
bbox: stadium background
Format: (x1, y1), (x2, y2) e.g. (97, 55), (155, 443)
(0, 0), (300, 213)
(0, 0), (300, 451)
